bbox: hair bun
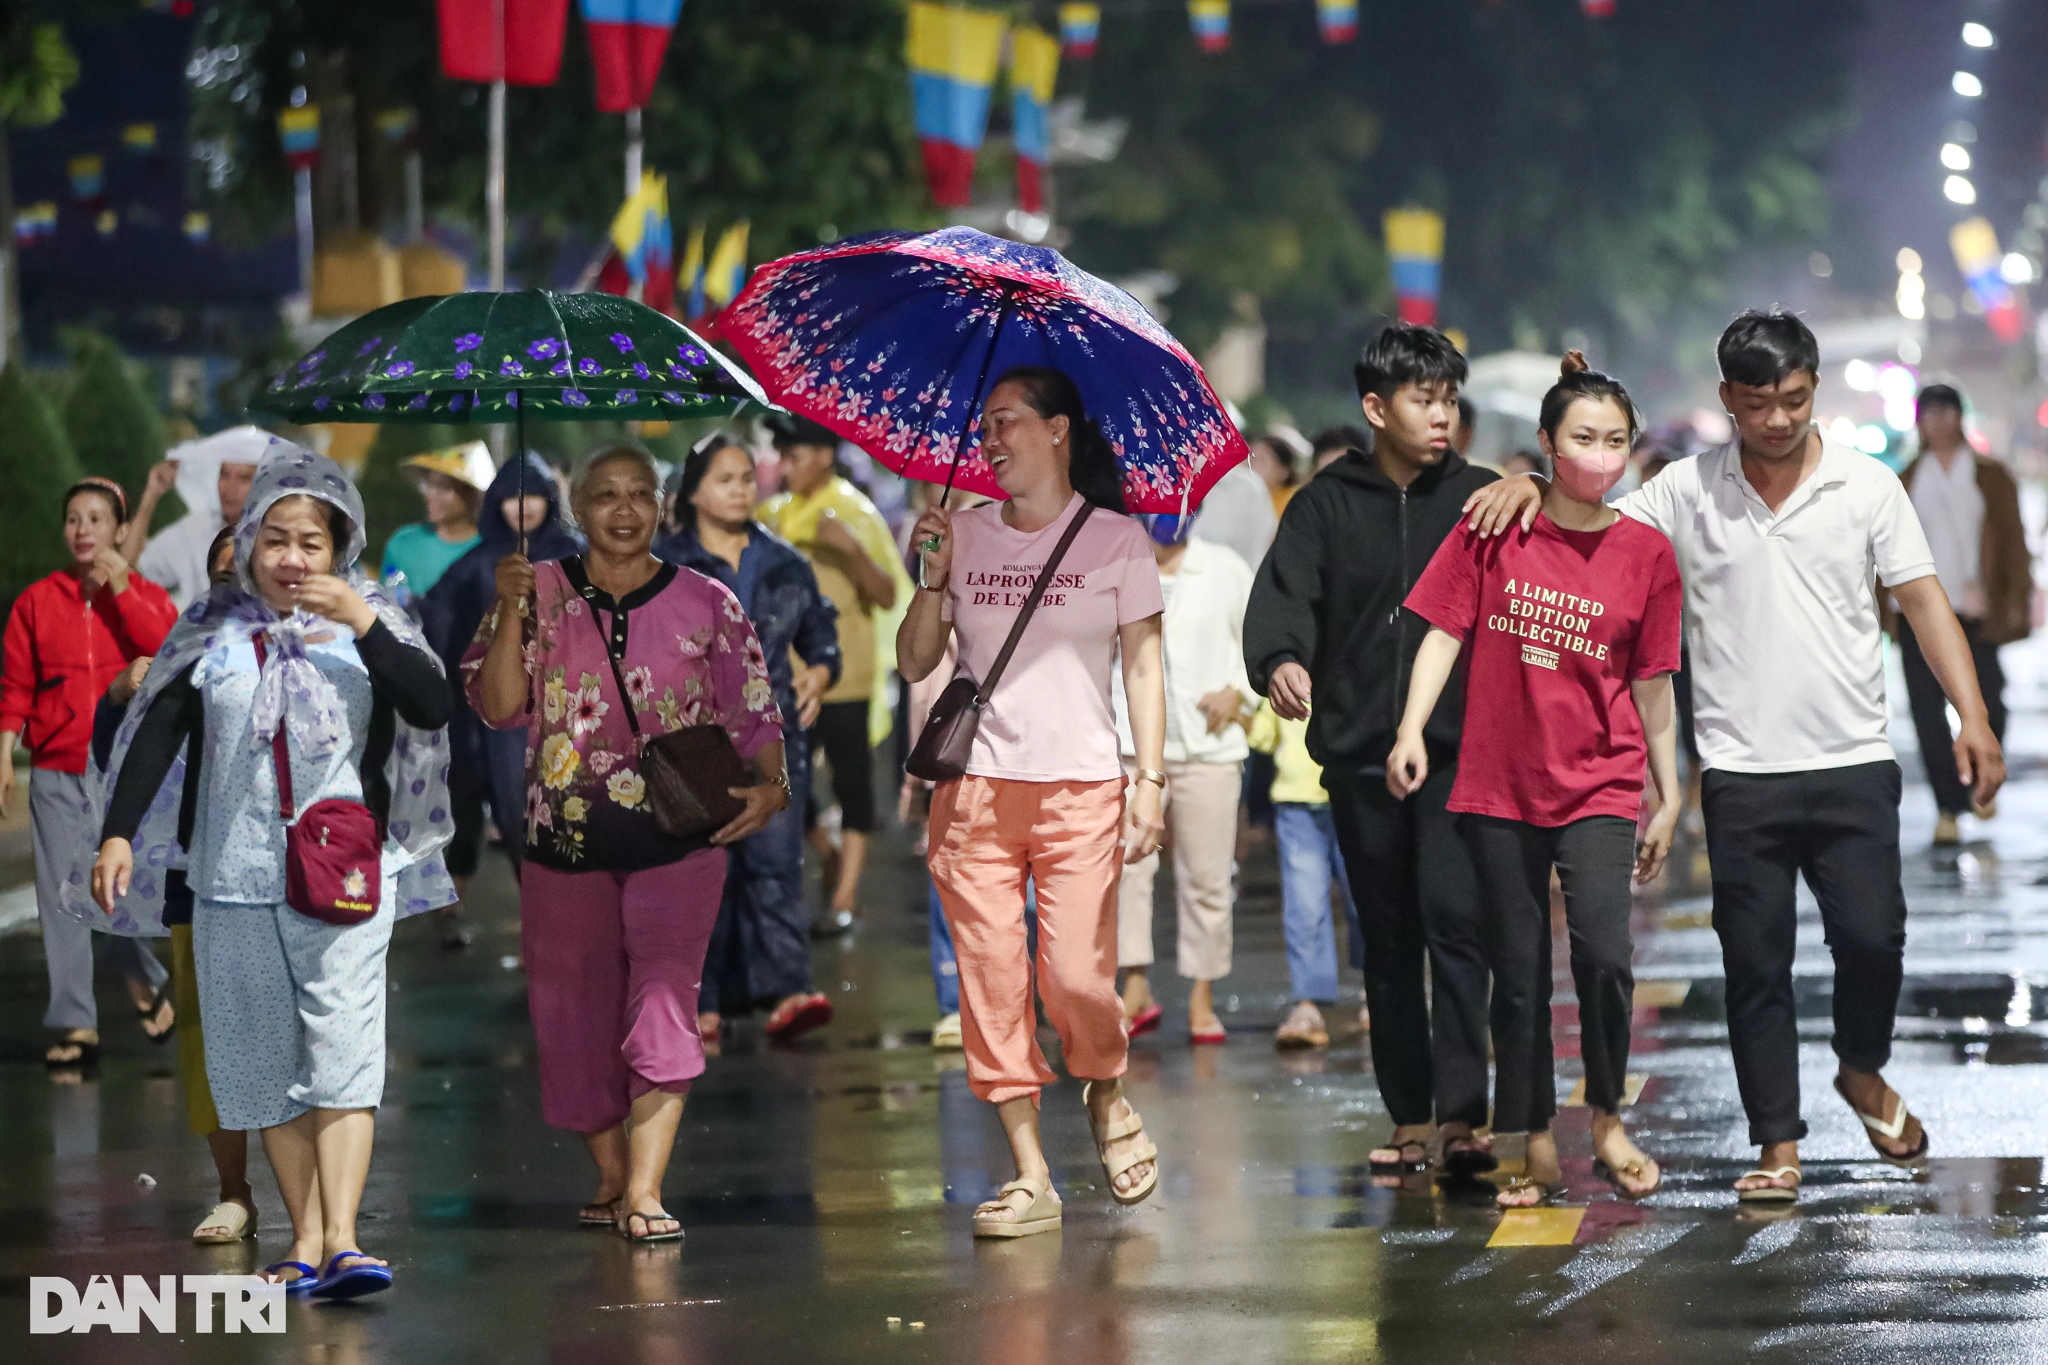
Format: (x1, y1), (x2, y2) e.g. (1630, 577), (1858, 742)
(1560, 350), (1590, 378)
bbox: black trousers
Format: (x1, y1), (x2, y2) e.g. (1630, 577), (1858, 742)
(805, 698), (877, 833)
(1899, 617), (2006, 816)
(1327, 763), (1491, 1129)
(1702, 760), (1908, 1145)
(1464, 815), (1637, 1134)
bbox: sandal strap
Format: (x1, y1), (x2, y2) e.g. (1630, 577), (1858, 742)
(1103, 1139), (1157, 1181)
(1836, 1077), (1913, 1140)
(979, 1178), (1053, 1218)
(1094, 1110), (1145, 1143)
(994, 1176), (1048, 1202)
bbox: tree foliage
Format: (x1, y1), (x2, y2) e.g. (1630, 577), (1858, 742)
(185, 0), (927, 271)
(59, 329), (178, 527)
(176, 0), (1856, 420)
(355, 421), (458, 574)
(0, 2), (78, 127)
(1061, 0), (1856, 411)
(0, 360), (84, 609)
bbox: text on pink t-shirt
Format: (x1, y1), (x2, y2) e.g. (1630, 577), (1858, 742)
(942, 494), (1165, 782)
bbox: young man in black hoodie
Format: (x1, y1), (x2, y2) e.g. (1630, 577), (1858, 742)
(1245, 324), (1498, 1174)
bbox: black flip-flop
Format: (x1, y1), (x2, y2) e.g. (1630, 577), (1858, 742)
(618, 1210), (684, 1244)
(44, 1036), (100, 1070)
(1368, 1140), (1429, 1171)
(135, 990), (175, 1045)
(1495, 1176), (1561, 1209)
(1595, 1156), (1662, 1199)
(1441, 1138), (1499, 1181)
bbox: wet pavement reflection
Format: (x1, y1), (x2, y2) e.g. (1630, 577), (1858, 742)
(7, 650), (2048, 1361)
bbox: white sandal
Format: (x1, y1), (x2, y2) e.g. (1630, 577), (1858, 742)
(192, 1197), (255, 1244)
(973, 1175), (1062, 1239)
(1083, 1081), (1159, 1206)
(1834, 1076), (1930, 1166)
(1735, 1166), (1801, 1203)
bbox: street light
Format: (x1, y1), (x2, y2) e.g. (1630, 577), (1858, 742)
(1946, 175), (1978, 205)
(1962, 22), (1994, 48)
(1942, 143), (1972, 171)
(1953, 71), (1984, 97)
(2000, 252), (2036, 285)
(1898, 264), (1926, 320)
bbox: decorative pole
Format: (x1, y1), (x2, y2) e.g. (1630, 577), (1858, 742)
(278, 104), (321, 304)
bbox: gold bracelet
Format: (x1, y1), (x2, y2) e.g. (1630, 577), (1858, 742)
(1134, 768), (1167, 787)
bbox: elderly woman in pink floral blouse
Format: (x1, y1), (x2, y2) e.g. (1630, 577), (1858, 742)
(466, 446), (787, 1244)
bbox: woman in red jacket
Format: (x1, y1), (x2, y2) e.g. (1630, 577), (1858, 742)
(1, 477), (179, 1068)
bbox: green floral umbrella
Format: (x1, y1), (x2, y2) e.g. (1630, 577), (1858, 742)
(252, 289), (766, 424)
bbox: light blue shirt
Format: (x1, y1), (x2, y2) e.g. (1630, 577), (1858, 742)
(189, 631), (374, 904)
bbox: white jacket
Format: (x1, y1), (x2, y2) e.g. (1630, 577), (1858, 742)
(1114, 538), (1258, 765)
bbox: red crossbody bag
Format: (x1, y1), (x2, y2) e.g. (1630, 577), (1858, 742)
(253, 633), (382, 927)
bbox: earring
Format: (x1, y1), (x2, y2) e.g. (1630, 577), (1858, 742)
(1053, 437), (1061, 445)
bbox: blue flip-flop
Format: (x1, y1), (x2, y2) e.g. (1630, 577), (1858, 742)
(260, 1261), (321, 1297)
(310, 1251), (392, 1301)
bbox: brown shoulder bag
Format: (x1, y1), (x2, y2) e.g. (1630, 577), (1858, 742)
(906, 504), (1094, 783)
(570, 559), (750, 840)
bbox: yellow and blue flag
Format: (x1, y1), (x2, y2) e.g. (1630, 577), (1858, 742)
(906, 2), (1006, 207)
(1317, 0), (1357, 43)
(1385, 207), (1444, 327)
(1011, 26), (1059, 214)
(1058, 4), (1099, 58)
(704, 221), (749, 314)
(680, 223), (707, 320)
(608, 171), (675, 314)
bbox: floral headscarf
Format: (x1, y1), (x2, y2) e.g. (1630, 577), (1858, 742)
(62, 437), (455, 935)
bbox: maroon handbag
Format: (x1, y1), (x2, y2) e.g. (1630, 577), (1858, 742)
(906, 504), (1093, 783)
(254, 634), (382, 927)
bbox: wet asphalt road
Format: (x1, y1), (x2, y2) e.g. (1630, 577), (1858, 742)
(5, 643), (2048, 1363)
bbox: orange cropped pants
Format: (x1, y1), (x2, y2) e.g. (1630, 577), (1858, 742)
(927, 775), (1129, 1105)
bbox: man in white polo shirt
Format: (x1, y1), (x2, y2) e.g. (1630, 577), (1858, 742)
(1461, 310), (2004, 1203)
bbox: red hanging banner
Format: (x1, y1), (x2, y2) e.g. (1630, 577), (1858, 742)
(581, 0), (683, 112)
(437, 0), (572, 85)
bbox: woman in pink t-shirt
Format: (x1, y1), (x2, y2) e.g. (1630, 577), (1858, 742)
(899, 366), (1167, 1239)
(1389, 356), (1682, 1207)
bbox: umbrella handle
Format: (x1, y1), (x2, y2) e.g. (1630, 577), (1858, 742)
(516, 391), (528, 559)
(939, 286), (1015, 507)
(919, 287), (1016, 589)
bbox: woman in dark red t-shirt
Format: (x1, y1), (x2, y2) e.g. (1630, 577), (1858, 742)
(1389, 355), (1682, 1207)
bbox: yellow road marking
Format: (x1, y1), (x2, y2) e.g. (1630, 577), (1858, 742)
(1488, 1206), (1585, 1247)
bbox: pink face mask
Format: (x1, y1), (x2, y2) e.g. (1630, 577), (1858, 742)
(1551, 447), (1629, 503)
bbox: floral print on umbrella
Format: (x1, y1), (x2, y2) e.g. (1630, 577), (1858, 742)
(255, 289), (763, 424)
(720, 227), (1248, 514)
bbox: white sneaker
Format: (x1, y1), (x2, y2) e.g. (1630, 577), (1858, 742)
(932, 1012), (963, 1049)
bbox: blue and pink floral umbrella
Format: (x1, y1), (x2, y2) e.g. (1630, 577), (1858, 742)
(722, 227), (1247, 513)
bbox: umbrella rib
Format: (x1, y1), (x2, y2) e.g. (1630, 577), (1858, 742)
(549, 291), (579, 386)
(794, 274), (1013, 447)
